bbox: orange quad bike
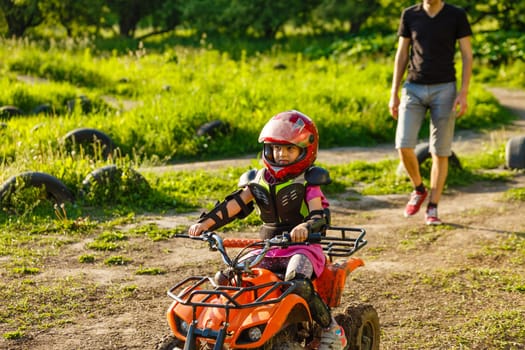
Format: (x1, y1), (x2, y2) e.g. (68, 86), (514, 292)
(157, 227), (380, 350)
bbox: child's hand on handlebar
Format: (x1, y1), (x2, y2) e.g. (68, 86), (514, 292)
(188, 223), (207, 237)
(290, 223), (309, 242)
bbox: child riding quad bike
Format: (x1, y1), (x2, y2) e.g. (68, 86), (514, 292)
(158, 111), (379, 349)
(157, 227), (380, 350)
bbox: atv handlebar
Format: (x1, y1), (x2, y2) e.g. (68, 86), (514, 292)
(183, 231), (322, 271)
(178, 226), (367, 269)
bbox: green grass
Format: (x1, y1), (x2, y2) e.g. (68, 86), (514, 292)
(0, 38), (516, 166)
(504, 187), (525, 202)
(0, 276), (101, 335)
(0, 36), (519, 222)
(0, 140), (518, 224)
(136, 267), (166, 275)
(104, 255), (132, 266)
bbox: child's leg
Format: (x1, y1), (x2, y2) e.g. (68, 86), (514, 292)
(285, 254), (332, 328)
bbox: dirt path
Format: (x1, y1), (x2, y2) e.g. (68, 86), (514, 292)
(2, 87), (524, 350)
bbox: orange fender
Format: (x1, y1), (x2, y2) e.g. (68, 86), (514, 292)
(314, 257), (364, 307)
(230, 294), (311, 348)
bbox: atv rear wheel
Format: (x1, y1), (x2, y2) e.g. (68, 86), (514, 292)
(335, 304), (379, 350)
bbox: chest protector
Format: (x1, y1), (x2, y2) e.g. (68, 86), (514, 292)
(240, 166), (330, 239)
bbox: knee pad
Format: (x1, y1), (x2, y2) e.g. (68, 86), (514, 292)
(293, 279), (331, 328)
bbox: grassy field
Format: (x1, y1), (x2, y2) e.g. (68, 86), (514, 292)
(0, 37), (518, 219)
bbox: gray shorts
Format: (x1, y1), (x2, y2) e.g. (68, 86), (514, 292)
(395, 81), (457, 156)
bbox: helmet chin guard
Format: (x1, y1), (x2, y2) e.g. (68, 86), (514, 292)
(259, 110), (319, 181)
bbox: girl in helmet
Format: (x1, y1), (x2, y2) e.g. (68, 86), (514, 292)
(188, 110), (346, 350)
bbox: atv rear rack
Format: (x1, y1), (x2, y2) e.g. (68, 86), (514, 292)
(319, 226), (367, 261)
(221, 226), (367, 262)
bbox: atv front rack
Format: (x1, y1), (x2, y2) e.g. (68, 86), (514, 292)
(167, 275), (298, 348)
(168, 275), (296, 310)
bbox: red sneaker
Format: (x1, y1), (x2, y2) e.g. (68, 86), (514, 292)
(404, 190), (428, 217)
(425, 207), (443, 225)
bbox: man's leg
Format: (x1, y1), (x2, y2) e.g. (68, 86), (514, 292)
(429, 154), (449, 205)
(400, 148), (428, 217)
(424, 154), (449, 225)
(399, 147), (422, 188)
(396, 83), (428, 217)
(426, 82), (456, 225)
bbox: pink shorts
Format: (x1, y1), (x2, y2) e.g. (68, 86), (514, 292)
(264, 244), (326, 277)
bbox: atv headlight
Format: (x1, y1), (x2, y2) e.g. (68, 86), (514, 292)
(176, 318), (190, 334)
(237, 325), (266, 344)
(247, 326), (262, 342)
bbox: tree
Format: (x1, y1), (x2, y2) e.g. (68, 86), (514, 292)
(0, 0), (44, 37)
(106, 0), (158, 38)
(455, 0), (525, 31)
(314, 0), (381, 34)
(136, 1), (182, 41)
(180, 0), (321, 39)
(43, 0), (106, 37)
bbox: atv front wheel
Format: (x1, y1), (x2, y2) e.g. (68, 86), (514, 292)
(335, 304), (380, 350)
(155, 334), (184, 350)
(262, 324), (305, 350)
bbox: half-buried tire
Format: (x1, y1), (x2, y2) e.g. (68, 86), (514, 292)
(0, 105), (24, 120)
(0, 171), (75, 205)
(196, 120), (230, 138)
(505, 136), (525, 170)
(81, 165), (150, 198)
(62, 128), (114, 159)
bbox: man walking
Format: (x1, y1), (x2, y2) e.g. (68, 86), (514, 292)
(388, 0), (473, 225)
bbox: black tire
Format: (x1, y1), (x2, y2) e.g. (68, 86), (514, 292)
(262, 324), (304, 350)
(0, 105), (24, 120)
(196, 120), (230, 137)
(155, 334), (184, 350)
(81, 165), (149, 194)
(335, 304), (380, 350)
(505, 136), (525, 170)
(62, 128), (114, 159)
(32, 104), (54, 115)
(396, 142), (462, 176)
(66, 95), (92, 114)
(0, 171), (75, 205)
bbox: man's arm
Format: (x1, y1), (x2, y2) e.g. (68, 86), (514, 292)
(389, 36), (411, 119)
(454, 36), (473, 117)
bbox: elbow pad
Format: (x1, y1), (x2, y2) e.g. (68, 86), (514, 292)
(198, 189), (254, 230)
(305, 216), (328, 235)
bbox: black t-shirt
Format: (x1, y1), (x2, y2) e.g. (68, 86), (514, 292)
(398, 3), (472, 84)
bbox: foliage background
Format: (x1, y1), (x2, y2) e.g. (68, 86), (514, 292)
(1, 0), (524, 219)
